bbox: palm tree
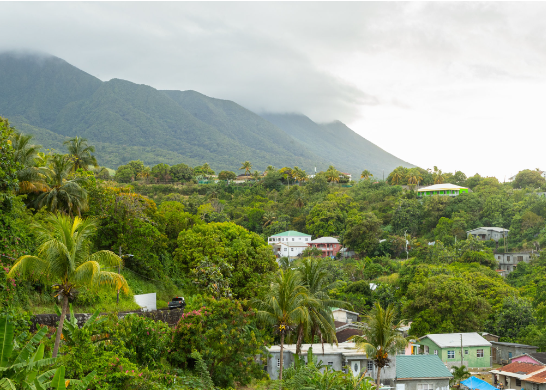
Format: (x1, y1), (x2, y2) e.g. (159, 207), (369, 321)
(9, 132), (50, 193)
(407, 169), (423, 188)
(33, 154), (88, 216)
(252, 269), (311, 384)
(64, 137), (98, 171)
(433, 167), (445, 184)
(295, 258), (349, 355)
(326, 166), (340, 184)
(451, 365), (471, 386)
(293, 166), (307, 185)
(294, 193), (305, 209)
(8, 213), (128, 358)
(391, 170), (403, 185)
(252, 170), (262, 183)
(263, 211), (276, 228)
(240, 161), (252, 176)
(137, 166), (151, 183)
(361, 170), (373, 180)
(352, 303), (408, 387)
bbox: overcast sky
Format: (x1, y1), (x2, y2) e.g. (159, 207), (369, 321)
(2, 2), (546, 180)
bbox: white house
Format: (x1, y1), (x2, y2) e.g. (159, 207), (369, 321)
(268, 231), (312, 259)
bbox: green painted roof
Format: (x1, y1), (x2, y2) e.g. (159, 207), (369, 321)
(270, 231), (311, 237)
(396, 355), (453, 379)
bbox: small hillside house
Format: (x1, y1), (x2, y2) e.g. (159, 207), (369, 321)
(490, 361), (546, 390)
(491, 342), (539, 365)
(308, 237), (342, 258)
(418, 332), (492, 368)
(467, 227), (509, 242)
(417, 183), (469, 198)
(268, 231), (312, 259)
(495, 252), (535, 275)
(395, 355), (453, 390)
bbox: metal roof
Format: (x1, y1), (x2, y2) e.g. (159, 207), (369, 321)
(491, 341), (538, 348)
(467, 227), (509, 233)
(420, 332), (491, 348)
(310, 237), (340, 244)
(396, 355), (453, 379)
(417, 183), (468, 192)
(270, 231), (311, 237)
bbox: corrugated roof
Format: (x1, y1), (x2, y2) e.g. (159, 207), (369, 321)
(270, 231), (311, 237)
(396, 355), (453, 379)
(495, 362), (544, 375)
(491, 341), (537, 348)
(310, 237), (340, 244)
(467, 227), (509, 233)
(530, 353), (546, 364)
(526, 370), (546, 384)
(417, 183), (468, 192)
(421, 332), (491, 348)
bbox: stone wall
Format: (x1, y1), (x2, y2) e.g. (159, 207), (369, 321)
(30, 308), (184, 331)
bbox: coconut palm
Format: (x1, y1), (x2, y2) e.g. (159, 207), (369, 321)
(252, 170), (262, 182)
(252, 269), (311, 384)
(293, 166), (307, 185)
(352, 303), (408, 386)
(33, 154), (88, 216)
(361, 170), (373, 180)
(263, 211), (276, 228)
(64, 137), (98, 171)
(137, 166), (151, 182)
(240, 161), (252, 176)
(9, 132), (50, 193)
(390, 170), (403, 185)
(8, 213), (128, 358)
(326, 166), (340, 184)
(294, 193), (305, 209)
(295, 258), (349, 355)
(407, 169), (423, 187)
(433, 167), (445, 184)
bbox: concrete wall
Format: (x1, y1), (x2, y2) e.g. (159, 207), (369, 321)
(491, 343), (538, 364)
(495, 252), (534, 275)
(396, 378), (450, 390)
(30, 308), (184, 331)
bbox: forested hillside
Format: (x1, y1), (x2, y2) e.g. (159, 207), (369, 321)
(0, 51), (413, 177)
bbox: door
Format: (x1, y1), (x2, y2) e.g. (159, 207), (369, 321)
(352, 361), (361, 377)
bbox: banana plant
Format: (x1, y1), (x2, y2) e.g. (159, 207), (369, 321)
(54, 304), (106, 346)
(33, 366), (96, 390)
(0, 316), (57, 389)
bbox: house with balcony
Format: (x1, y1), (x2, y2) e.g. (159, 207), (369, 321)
(417, 183), (469, 198)
(307, 237), (342, 258)
(268, 231), (312, 259)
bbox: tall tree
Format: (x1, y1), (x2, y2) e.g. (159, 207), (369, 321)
(326, 165), (340, 184)
(361, 170), (373, 180)
(64, 137), (98, 171)
(253, 269), (310, 385)
(9, 132), (49, 194)
(8, 213), (128, 358)
(240, 161), (252, 176)
(33, 154), (89, 216)
(353, 303), (408, 386)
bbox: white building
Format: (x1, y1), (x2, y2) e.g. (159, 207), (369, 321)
(268, 231), (312, 259)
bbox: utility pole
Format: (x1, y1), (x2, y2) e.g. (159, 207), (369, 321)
(461, 333), (464, 367)
(405, 230), (408, 260)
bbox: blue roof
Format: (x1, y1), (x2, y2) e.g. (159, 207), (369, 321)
(396, 355), (453, 379)
(461, 376), (497, 390)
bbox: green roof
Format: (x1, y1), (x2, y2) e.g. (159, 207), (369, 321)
(396, 355), (453, 379)
(270, 231), (311, 237)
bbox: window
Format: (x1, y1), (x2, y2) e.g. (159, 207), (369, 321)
(434, 350), (438, 355)
(509, 352), (512, 359)
(305, 238), (308, 241)
(292, 238), (294, 241)
(507, 266), (511, 271)
(418, 384), (434, 390)
(477, 349), (484, 358)
(284, 248), (287, 251)
(425, 346), (429, 354)
(498, 256), (501, 260)
(291, 248), (294, 252)
(327, 362), (333, 366)
(507, 256), (510, 261)
(367, 361), (374, 371)
(447, 350), (455, 359)
(517, 256), (524, 262)
(465, 350), (469, 355)
(533, 384), (539, 390)
(516, 379), (521, 387)
(277, 359), (280, 368)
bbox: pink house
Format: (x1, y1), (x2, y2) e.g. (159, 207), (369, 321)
(307, 237), (341, 258)
(512, 353), (546, 365)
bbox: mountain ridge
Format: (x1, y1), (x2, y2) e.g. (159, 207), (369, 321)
(0, 51), (413, 177)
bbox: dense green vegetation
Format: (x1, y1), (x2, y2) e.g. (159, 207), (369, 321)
(3, 112), (546, 389)
(0, 52), (412, 178)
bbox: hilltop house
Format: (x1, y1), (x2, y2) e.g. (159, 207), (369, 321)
(490, 361), (546, 390)
(467, 227), (509, 241)
(308, 237), (342, 258)
(268, 231), (312, 259)
(417, 183), (469, 198)
(418, 332), (492, 368)
(495, 252), (535, 275)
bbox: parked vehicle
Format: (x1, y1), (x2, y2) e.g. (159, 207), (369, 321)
(168, 297), (186, 310)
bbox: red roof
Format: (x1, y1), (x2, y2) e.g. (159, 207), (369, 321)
(527, 370), (546, 384)
(498, 362), (544, 374)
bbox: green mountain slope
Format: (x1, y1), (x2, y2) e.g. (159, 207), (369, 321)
(0, 51), (412, 175)
(260, 113), (414, 178)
